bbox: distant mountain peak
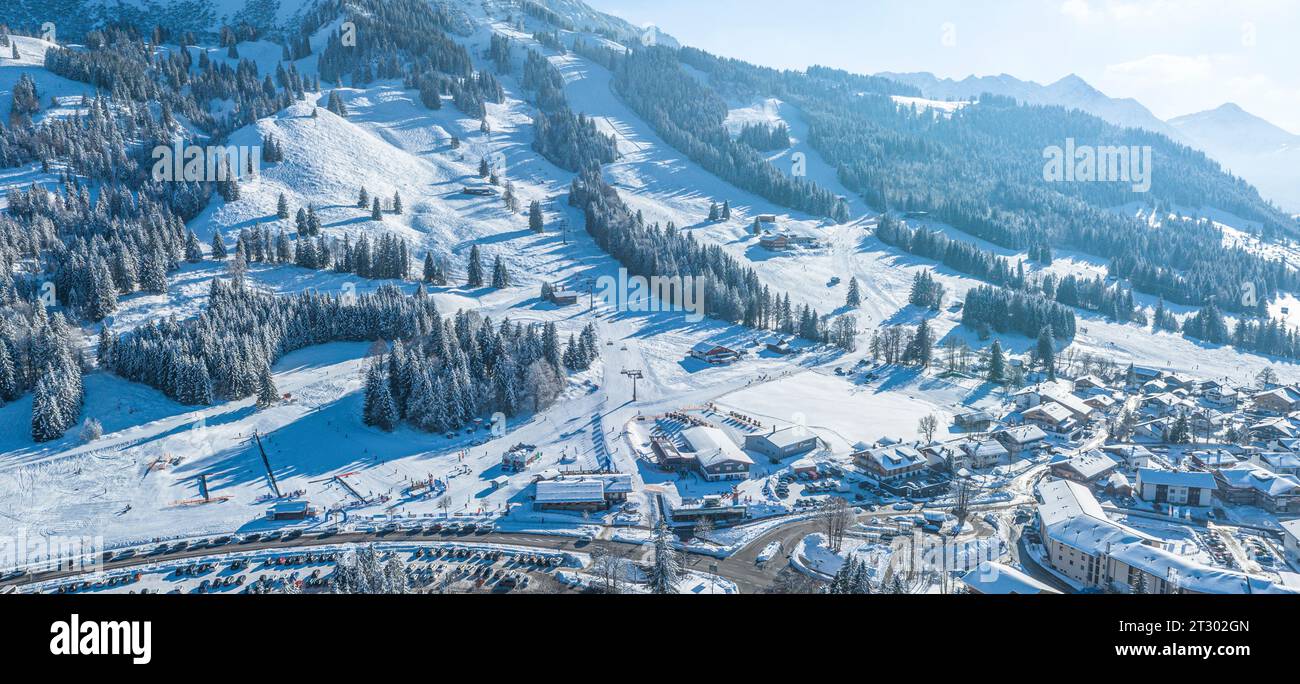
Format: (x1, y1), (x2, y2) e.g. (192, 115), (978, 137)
(1169, 103), (1297, 142)
(878, 70), (1182, 142)
(1049, 73), (1092, 88)
(1169, 103), (1300, 211)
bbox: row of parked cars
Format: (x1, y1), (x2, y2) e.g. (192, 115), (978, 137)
(1196, 529), (1238, 569)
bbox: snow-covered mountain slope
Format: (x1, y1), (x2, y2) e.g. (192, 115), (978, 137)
(3, 0), (1299, 555)
(880, 71), (1185, 142)
(1170, 103), (1300, 213)
(0, 0), (319, 39)
(0, 35), (96, 122)
(881, 70), (1300, 212)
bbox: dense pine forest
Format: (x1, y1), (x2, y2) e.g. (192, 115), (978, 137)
(574, 42), (849, 222)
(104, 280), (597, 433)
(570, 168), (829, 341)
(674, 47), (1299, 313)
(5, 0), (1300, 450)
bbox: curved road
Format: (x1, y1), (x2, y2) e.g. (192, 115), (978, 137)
(8, 500), (1045, 594)
(5, 516), (825, 594)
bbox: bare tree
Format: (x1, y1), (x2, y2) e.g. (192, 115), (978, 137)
(917, 414), (939, 443)
(590, 547), (629, 594)
(693, 515), (714, 545)
(951, 477), (971, 521)
(820, 497), (853, 554)
(763, 567), (824, 594)
(1257, 366), (1278, 389)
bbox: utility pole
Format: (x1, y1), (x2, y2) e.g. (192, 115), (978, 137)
(621, 369), (643, 401)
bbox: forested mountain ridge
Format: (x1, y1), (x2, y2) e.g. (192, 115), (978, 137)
(669, 46), (1298, 313)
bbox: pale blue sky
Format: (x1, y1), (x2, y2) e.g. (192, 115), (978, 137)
(586, 0), (1300, 133)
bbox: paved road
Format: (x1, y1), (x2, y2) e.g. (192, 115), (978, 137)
(5, 511), (873, 594)
(2, 528), (640, 592)
(7, 518), (826, 594)
(7, 503), (1042, 594)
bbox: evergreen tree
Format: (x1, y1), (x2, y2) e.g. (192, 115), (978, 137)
(528, 200), (544, 233)
(648, 520), (681, 594)
(255, 365), (278, 409)
(850, 561), (873, 594)
(1037, 325), (1056, 379)
(845, 277), (861, 308)
(363, 362), (399, 431)
(987, 340), (1006, 382)
(211, 232), (228, 260)
(185, 231), (205, 262)
(491, 255), (510, 289)
(1168, 412), (1191, 444)
(904, 318), (933, 367)
(139, 247), (169, 293)
(30, 374), (66, 442)
(0, 343), (17, 402)
(466, 245), (484, 287)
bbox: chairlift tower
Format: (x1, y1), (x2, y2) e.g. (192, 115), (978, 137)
(621, 369), (644, 402)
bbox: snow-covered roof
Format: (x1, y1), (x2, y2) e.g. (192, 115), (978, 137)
(1037, 479), (1155, 554)
(682, 426), (754, 468)
(1083, 394), (1115, 408)
(1281, 518), (1300, 542)
(1217, 466), (1300, 497)
(1109, 542), (1295, 595)
(753, 426), (819, 449)
(1136, 468), (1217, 490)
(996, 425), (1047, 445)
(592, 473), (634, 494)
(1258, 452), (1300, 469)
(1024, 402), (1073, 424)
(1250, 416), (1297, 437)
(1253, 387), (1300, 406)
(960, 561), (1060, 594)
(859, 444), (926, 472)
(690, 342), (736, 356)
(1043, 392), (1093, 419)
(535, 479), (605, 503)
(961, 440), (1008, 458)
(1106, 473), (1131, 490)
(1103, 444), (1155, 462)
(1040, 482), (1293, 594)
(1190, 450), (1241, 467)
(1144, 392), (1178, 407)
(1057, 451), (1117, 480)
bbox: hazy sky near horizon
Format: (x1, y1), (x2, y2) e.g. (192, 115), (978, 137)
(585, 0), (1300, 133)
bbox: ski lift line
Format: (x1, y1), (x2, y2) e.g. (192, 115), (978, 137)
(251, 431), (282, 499)
(333, 475), (369, 504)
